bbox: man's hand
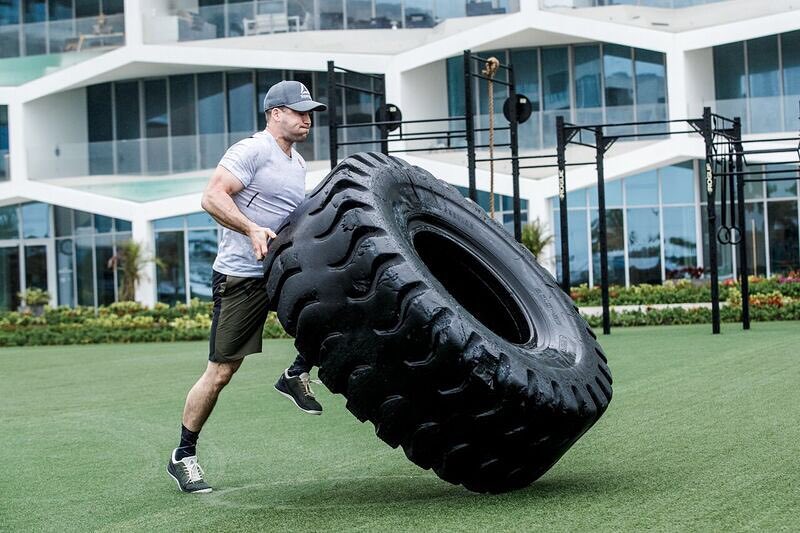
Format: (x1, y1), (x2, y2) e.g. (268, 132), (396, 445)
(248, 225), (278, 260)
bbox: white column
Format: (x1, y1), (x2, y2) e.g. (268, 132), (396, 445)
(124, 0), (145, 47)
(132, 216), (157, 307)
(8, 101), (26, 182)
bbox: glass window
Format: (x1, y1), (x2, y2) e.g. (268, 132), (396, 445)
(169, 74), (197, 172)
(74, 210), (93, 235)
(743, 202), (767, 277)
(95, 234), (115, 305)
(94, 214), (113, 233)
(567, 187), (586, 209)
(574, 45), (601, 109)
(316, 0), (342, 28)
(1, 0), (21, 25)
(446, 56), (465, 118)
(603, 44), (633, 107)
(376, 0), (401, 28)
(0, 246), (20, 311)
(188, 229), (217, 300)
(627, 207), (661, 284)
(115, 81), (141, 174)
(782, 31), (800, 96)
(187, 212), (216, 228)
(713, 42), (746, 100)
(227, 0), (254, 37)
(743, 165), (764, 200)
(87, 83), (114, 175)
(511, 48), (540, 150)
(747, 36), (780, 133)
(663, 206), (697, 278)
(56, 238), (75, 307)
(75, 236), (94, 306)
(257, 70), (283, 131)
(660, 162), (695, 204)
(625, 170), (658, 206)
(23, 245), (46, 292)
(154, 216), (183, 230)
(115, 218), (132, 232)
(568, 209), (589, 285)
(591, 208), (625, 286)
(23, 0), (45, 23)
(347, 0), (372, 28)
(75, 0), (99, 17)
(765, 165), (798, 198)
(21, 202), (49, 238)
(588, 180), (623, 208)
(767, 200), (799, 275)
(634, 48), (667, 126)
(198, 72), (226, 169)
(54, 206), (73, 237)
(541, 47), (569, 111)
(156, 231), (186, 305)
(48, 0), (72, 20)
(0, 204), (19, 239)
(144, 79), (169, 173)
(227, 71), (255, 136)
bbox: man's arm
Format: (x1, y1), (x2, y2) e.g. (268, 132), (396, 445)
(201, 165), (277, 260)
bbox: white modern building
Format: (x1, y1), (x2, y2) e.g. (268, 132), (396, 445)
(1, 0), (799, 310)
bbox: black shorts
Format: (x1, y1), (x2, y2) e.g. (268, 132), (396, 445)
(208, 270), (270, 363)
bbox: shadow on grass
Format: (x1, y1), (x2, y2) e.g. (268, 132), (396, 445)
(204, 466), (637, 511)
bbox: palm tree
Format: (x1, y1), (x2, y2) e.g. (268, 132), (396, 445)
(521, 218), (554, 259)
(107, 240), (161, 302)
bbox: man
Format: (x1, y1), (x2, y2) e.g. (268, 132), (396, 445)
(167, 81), (327, 494)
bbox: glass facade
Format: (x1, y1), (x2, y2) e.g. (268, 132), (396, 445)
(446, 44), (667, 150)
(0, 105), (8, 181)
(153, 213), (218, 305)
(713, 30), (800, 133)
(74, 68), (382, 177)
(0, 202), (132, 310)
(165, 0), (513, 42)
(0, 0), (123, 58)
(552, 161), (800, 287)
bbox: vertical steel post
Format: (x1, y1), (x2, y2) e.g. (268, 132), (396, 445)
(596, 130), (611, 335)
(556, 115), (570, 293)
(464, 50), (477, 202)
(508, 65), (522, 242)
(378, 76), (389, 156)
(733, 117), (750, 330)
(702, 107), (721, 334)
(327, 60), (338, 169)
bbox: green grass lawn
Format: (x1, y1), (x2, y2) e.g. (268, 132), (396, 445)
(2, 322), (799, 532)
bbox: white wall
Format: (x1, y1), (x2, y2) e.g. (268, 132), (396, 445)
(397, 60), (450, 151)
(24, 89), (89, 180)
(685, 47), (716, 117)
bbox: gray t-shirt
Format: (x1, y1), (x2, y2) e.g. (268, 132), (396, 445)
(212, 130), (306, 278)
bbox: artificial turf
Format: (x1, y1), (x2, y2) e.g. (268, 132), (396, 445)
(2, 322), (798, 532)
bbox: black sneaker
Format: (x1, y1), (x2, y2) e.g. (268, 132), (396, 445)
(275, 369), (323, 415)
(167, 449), (213, 493)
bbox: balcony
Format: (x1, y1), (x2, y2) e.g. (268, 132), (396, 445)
(145, 0), (516, 43)
(0, 13), (124, 59)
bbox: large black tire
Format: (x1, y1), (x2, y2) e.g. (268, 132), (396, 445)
(264, 153), (612, 493)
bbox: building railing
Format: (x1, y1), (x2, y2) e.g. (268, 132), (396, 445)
(0, 14), (125, 59)
(146, 0), (515, 43)
(540, 0), (728, 8)
(702, 95), (800, 135)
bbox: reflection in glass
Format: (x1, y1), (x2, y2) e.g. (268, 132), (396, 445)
(170, 75), (198, 172)
(634, 48), (667, 131)
(75, 236), (94, 305)
(743, 202), (767, 276)
(156, 231), (186, 305)
(660, 162), (694, 204)
(145, 79), (169, 173)
(591, 208), (625, 286)
(574, 45), (601, 109)
(188, 229), (217, 300)
(21, 202), (49, 238)
(765, 165), (798, 198)
(0, 204), (18, 239)
(747, 35), (780, 133)
(767, 200), (799, 275)
(627, 207), (661, 284)
(57, 238), (75, 307)
(88, 84), (114, 175)
(701, 206), (734, 279)
(663, 206), (696, 277)
(227, 71), (255, 135)
(625, 170), (658, 206)
(54, 206), (73, 237)
(0, 246), (20, 310)
(115, 81), (141, 174)
(589, 180), (623, 208)
(318, 0), (343, 29)
(95, 234), (115, 305)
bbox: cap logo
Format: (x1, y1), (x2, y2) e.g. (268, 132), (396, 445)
(299, 84), (311, 100)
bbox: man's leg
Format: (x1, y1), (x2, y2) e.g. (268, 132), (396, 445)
(275, 352), (322, 415)
(168, 359), (243, 494)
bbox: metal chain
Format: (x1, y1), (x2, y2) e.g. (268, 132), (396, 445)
(482, 57), (500, 219)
